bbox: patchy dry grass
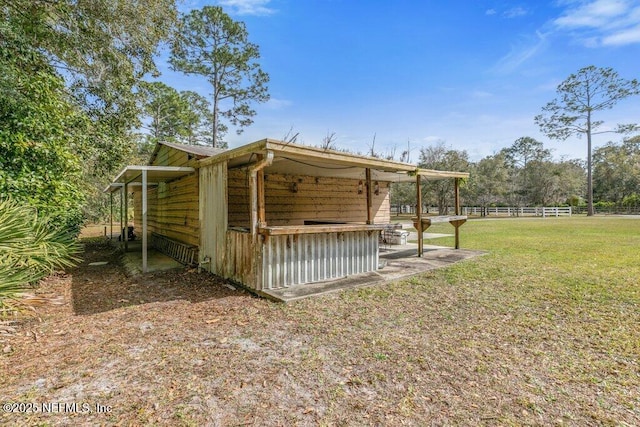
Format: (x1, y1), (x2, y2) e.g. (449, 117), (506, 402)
(1, 217), (639, 426)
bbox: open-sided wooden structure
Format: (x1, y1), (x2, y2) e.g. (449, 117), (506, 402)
(105, 139), (469, 294)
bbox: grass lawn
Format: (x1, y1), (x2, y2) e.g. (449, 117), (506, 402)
(1, 217), (638, 425)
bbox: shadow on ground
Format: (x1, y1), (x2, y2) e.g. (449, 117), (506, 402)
(71, 240), (250, 316)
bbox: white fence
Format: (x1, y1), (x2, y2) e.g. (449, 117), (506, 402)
(462, 206), (572, 218)
(391, 205), (573, 217)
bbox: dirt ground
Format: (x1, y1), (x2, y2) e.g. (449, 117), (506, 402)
(1, 239), (638, 426)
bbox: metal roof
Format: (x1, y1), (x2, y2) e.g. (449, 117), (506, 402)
(198, 139), (469, 181)
(105, 139), (468, 192)
(148, 141), (226, 165)
(103, 166), (195, 193)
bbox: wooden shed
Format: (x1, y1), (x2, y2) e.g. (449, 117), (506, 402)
(105, 139), (468, 296)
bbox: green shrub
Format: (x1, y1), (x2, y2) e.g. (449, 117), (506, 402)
(593, 200), (616, 209)
(0, 198), (81, 305)
(622, 194), (639, 208)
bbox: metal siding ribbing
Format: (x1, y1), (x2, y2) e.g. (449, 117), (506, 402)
(260, 230), (378, 290)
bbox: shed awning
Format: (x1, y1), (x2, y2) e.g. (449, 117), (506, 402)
(198, 139), (469, 182)
(103, 166), (196, 193)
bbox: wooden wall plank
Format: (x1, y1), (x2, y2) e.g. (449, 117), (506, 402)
(154, 145), (191, 167)
(199, 162), (228, 274)
(132, 151), (200, 247)
(227, 171), (391, 227)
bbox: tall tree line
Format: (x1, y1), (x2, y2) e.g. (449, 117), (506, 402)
(1, 0), (178, 229)
(391, 136), (640, 214)
(1, 2), (271, 225)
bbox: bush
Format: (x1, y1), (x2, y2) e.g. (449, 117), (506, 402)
(594, 201), (616, 209)
(0, 28), (87, 236)
(0, 198), (82, 306)
(566, 195), (585, 207)
(622, 194), (639, 208)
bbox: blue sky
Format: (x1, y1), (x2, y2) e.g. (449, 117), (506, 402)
(158, 0), (640, 162)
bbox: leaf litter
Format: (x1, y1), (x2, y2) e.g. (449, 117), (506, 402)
(0, 240), (638, 426)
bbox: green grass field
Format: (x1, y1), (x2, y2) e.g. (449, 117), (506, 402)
(406, 217), (639, 423)
(3, 216), (638, 425)
(289, 216), (640, 424)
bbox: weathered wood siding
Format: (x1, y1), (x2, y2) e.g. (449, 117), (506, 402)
(223, 230), (260, 288)
(133, 173), (199, 246)
(227, 171), (391, 227)
(261, 230), (379, 290)
(132, 144), (200, 247)
(152, 144), (197, 167)
(199, 162), (229, 275)
(228, 168), (251, 228)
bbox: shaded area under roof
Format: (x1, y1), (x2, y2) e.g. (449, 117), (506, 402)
(103, 166), (195, 193)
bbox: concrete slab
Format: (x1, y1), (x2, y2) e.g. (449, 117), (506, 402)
(262, 246), (486, 302)
(117, 240), (184, 276)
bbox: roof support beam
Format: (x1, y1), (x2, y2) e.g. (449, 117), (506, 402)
(416, 175), (423, 257)
(110, 192), (113, 241)
(248, 151), (274, 236)
(454, 178), (461, 250)
(142, 169), (148, 273)
(119, 187), (124, 244)
(124, 181), (129, 252)
(365, 168), (373, 225)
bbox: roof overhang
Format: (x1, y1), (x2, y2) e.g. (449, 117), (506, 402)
(103, 166), (196, 193)
(198, 139), (468, 182)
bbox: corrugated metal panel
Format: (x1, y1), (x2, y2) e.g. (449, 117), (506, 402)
(261, 230), (379, 290)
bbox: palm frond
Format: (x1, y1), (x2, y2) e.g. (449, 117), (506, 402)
(0, 198), (82, 304)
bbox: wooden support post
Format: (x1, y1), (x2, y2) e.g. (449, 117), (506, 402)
(249, 170), (258, 237)
(416, 174), (423, 257)
(257, 157), (266, 228)
(365, 168), (373, 225)
(119, 187), (124, 247)
(142, 170), (148, 273)
(110, 192), (113, 240)
(247, 151), (273, 238)
(451, 220), (465, 250)
(454, 178), (461, 216)
(123, 182), (128, 252)
(454, 178), (461, 249)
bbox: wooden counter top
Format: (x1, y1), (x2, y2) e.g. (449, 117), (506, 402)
(259, 223), (386, 236)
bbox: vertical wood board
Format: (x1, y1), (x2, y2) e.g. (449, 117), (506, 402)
(199, 162), (228, 274)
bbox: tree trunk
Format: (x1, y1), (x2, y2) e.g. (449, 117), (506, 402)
(587, 110), (594, 216)
(211, 99), (218, 148)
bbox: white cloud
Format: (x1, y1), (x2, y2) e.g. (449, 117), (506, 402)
(421, 136), (446, 144)
(264, 97), (293, 110)
(485, 6), (528, 18)
(217, 0), (275, 16)
(492, 31), (549, 74)
(602, 23), (640, 44)
(553, 0), (640, 46)
(554, 0), (627, 28)
(471, 90), (493, 99)
(504, 7), (528, 18)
